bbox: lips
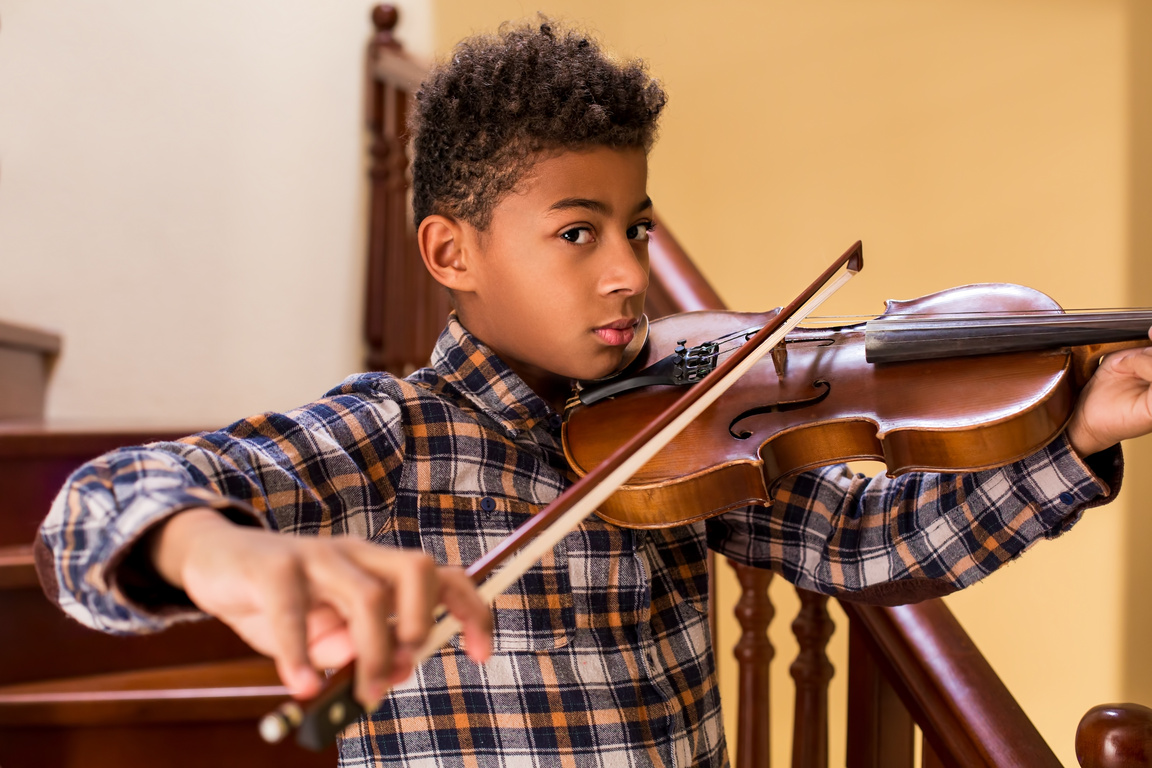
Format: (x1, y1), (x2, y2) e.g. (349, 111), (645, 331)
(594, 318), (638, 346)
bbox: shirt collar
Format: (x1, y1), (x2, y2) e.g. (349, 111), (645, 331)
(430, 314), (561, 437)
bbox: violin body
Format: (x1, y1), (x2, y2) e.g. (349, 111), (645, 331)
(562, 283), (1148, 530)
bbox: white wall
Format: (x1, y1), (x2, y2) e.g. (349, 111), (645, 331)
(0, 0), (432, 427)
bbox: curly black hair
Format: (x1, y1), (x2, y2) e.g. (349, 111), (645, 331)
(410, 21), (667, 230)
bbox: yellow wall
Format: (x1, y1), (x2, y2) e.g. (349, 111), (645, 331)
(431, 2), (1148, 766)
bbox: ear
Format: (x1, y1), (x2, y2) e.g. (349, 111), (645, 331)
(418, 214), (477, 292)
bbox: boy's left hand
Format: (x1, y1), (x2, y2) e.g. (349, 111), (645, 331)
(1065, 328), (1152, 457)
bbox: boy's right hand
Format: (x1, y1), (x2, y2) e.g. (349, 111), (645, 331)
(147, 508), (493, 709)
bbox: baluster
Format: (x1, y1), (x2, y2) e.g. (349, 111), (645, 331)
(790, 590), (834, 768)
(382, 85), (413, 373)
(365, 5), (430, 375)
(921, 736), (946, 768)
(731, 561), (775, 768)
(845, 619), (913, 768)
(384, 83), (418, 373)
(363, 6), (397, 371)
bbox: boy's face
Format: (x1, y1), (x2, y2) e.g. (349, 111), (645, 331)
(447, 146), (652, 398)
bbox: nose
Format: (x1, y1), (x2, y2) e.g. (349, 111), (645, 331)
(600, 235), (649, 297)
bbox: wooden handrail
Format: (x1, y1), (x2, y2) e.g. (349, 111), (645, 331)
(842, 600), (1061, 767)
(646, 221), (726, 315)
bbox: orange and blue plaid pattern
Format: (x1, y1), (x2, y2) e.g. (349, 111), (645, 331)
(40, 316), (1119, 767)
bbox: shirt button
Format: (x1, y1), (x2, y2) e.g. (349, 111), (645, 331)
(480, 496), (497, 512)
(1059, 492), (1075, 505)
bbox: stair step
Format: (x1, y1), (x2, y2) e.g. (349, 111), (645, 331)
(0, 657), (288, 726)
(0, 544), (37, 588)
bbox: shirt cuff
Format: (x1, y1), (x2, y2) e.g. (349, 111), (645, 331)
(1015, 432), (1123, 539)
(104, 489), (267, 626)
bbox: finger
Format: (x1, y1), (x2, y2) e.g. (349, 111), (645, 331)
(303, 605), (355, 670)
(302, 548), (397, 708)
(1110, 346), (1152, 381)
(436, 566), (493, 664)
(342, 544), (439, 650)
(260, 555), (322, 698)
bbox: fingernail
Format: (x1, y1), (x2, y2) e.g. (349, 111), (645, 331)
(292, 666), (318, 697)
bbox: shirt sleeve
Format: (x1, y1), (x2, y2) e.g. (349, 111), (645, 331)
(35, 375), (407, 635)
(707, 433), (1123, 605)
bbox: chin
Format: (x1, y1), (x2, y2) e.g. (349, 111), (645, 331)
(578, 355), (625, 382)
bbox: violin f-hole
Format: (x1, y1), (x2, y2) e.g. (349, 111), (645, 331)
(729, 379), (832, 439)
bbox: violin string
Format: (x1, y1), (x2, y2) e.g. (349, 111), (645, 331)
(802, 307), (1152, 320)
(696, 310), (1152, 349)
(865, 315), (1152, 332)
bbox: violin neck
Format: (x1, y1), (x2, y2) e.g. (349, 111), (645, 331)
(865, 311), (1152, 364)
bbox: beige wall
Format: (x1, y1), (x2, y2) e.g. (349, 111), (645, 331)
(0, 0), (433, 426)
(431, 2), (1145, 767)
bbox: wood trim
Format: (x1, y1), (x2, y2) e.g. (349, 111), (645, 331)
(0, 658), (286, 726)
(0, 425), (198, 460)
(0, 320), (61, 356)
(0, 545), (38, 589)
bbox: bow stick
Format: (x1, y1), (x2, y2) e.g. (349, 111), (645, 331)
(260, 241), (864, 750)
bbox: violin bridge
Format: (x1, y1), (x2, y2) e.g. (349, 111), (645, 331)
(771, 341), (787, 378)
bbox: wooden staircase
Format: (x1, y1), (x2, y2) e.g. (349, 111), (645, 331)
(0, 363), (335, 765)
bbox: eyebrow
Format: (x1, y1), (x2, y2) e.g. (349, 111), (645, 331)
(548, 196), (654, 216)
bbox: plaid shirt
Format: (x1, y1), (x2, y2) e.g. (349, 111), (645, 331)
(39, 316), (1120, 768)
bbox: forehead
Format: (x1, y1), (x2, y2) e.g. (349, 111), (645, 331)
(504, 146), (649, 212)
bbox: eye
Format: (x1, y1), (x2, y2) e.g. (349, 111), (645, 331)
(626, 221), (656, 242)
(560, 226), (595, 245)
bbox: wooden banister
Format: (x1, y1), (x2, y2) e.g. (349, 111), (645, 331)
(842, 600), (1062, 768)
(646, 222), (727, 315)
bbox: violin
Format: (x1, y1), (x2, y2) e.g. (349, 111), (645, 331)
(563, 274), (1152, 530)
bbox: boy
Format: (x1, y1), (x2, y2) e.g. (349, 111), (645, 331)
(38, 20), (1152, 768)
